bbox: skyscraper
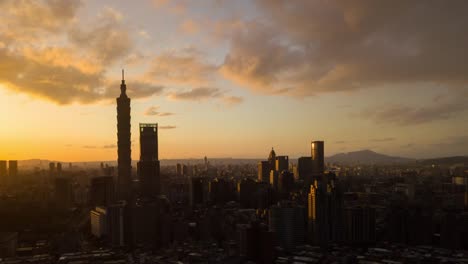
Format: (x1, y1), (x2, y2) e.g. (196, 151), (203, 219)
(137, 123), (160, 197)
(257, 161), (270, 183)
(8, 160), (17, 179)
(311, 141), (324, 177)
(275, 156), (289, 172)
(0, 161), (6, 185)
(117, 70), (132, 200)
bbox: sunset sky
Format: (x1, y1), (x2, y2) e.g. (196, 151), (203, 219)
(1, 0), (467, 161)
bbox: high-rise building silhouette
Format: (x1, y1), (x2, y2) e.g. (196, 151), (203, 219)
(258, 161), (270, 183)
(57, 162), (62, 176)
(0, 160), (6, 184)
(90, 176), (115, 206)
(8, 160), (17, 180)
(275, 156), (289, 172)
(297, 156), (313, 183)
(268, 148), (276, 171)
(311, 141), (324, 177)
(117, 70), (132, 200)
(269, 201), (306, 251)
(308, 175), (344, 245)
(137, 123), (160, 197)
(49, 162), (55, 177)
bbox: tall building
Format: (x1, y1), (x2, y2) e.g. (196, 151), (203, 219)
(90, 176), (115, 206)
(137, 123), (160, 197)
(90, 207), (108, 238)
(258, 161), (270, 183)
(54, 177), (73, 208)
(297, 157), (313, 183)
(269, 202), (306, 251)
(8, 160), (17, 180)
(268, 148), (276, 171)
(308, 176), (344, 245)
(0, 161), (6, 185)
(57, 162), (62, 176)
(117, 70), (132, 200)
(311, 141), (324, 177)
(275, 156), (289, 172)
(49, 162), (56, 177)
(108, 201), (127, 247)
(344, 206), (376, 244)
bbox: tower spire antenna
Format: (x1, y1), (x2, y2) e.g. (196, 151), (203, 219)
(122, 69), (125, 81)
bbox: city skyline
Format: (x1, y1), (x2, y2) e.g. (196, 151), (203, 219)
(1, 0), (468, 161)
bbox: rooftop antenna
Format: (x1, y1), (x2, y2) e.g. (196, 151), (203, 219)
(122, 69), (125, 81)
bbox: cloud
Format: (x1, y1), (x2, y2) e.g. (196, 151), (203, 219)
(219, 1), (468, 97)
(83, 145), (97, 149)
(103, 144), (117, 149)
(371, 137), (396, 142)
(144, 106), (175, 116)
(159, 125), (177, 129)
(360, 97), (468, 125)
(146, 48), (217, 86)
(180, 19), (199, 34)
(0, 1), (156, 105)
(167, 87), (223, 101)
(222, 96), (244, 106)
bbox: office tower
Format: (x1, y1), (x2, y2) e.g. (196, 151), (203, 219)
(57, 162), (62, 176)
(54, 177), (73, 208)
(137, 123), (160, 197)
(90, 207), (108, 238)
(0, 161), (6, 185)
(108, 201), (127, 247)
(49, 162), (55, 178)
(8, 160), (17, 179)
(117, 70), (132, 200)
(311, 141), (324, 176)
(209, 178), (233, 205)
(268, 148), (276, 171)
(238, 178), (257, 208)
(190, 177), (208, 207)
(90, 176), (115, 206)
(278, 170), (294, 194)
(269, 201), (306, 251)
(175, 163), (182, 176)
(308, 176), (344, 245)
(257, 161), (270, 183)
(297, 157), (313, 183)
(269, 170), (279, 191)
(238, 222), (274, 263)
(275, 156), (289, 172)
(344, 206), (376, 244)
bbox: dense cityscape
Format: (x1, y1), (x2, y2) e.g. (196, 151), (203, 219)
(2, 1), (468, 263)
(1, 74), (468, 263)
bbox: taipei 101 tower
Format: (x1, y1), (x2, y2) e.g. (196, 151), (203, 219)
(116, 70), (132, 200)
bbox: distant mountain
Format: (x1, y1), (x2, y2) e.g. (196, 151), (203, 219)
(326, 150), (413, 165)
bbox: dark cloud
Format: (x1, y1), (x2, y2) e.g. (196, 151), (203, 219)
(144, 106), (175, 116)
(159, 125), (177, 129)
(221, 1), (468, 97)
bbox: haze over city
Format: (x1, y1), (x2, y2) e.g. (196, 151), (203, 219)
(1, 0), (467, 162)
